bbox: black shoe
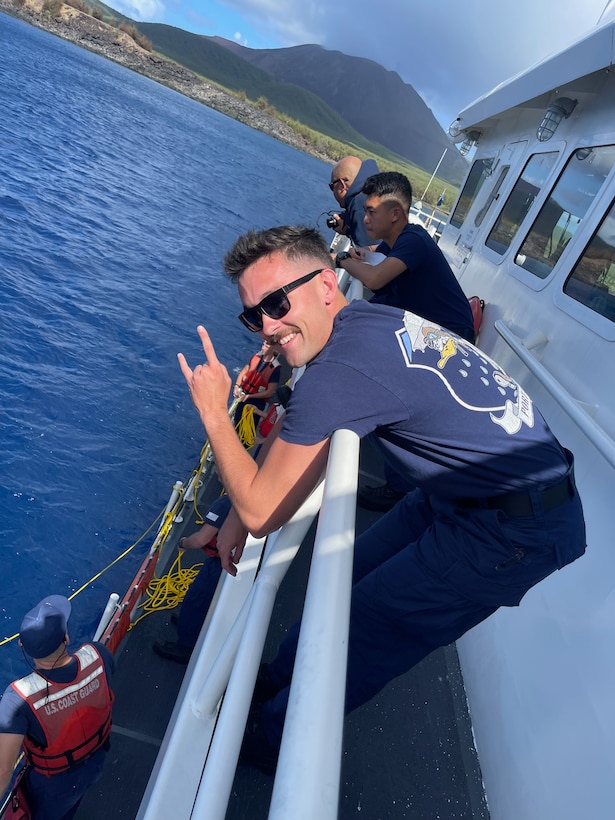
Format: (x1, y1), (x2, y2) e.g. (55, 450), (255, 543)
(239, 703), (279, 776)
(357, 482), (404, 512)
(152, 640), (191, 664)
(253, 663), (281, 703)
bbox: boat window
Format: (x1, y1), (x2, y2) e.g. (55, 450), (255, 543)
(485, 152), (558, 255)
(564, 197), (615, 322)
(474, 165), (510, 227)
(515, 145), (615, 279)
(449, 157), (495, 228)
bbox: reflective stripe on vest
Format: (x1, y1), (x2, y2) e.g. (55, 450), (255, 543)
(13, 644), (113, 775)
(14, 645), (103, 710)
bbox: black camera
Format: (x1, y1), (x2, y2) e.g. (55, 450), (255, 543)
(326, 216), (337, 229)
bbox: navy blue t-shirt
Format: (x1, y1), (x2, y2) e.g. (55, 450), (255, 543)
(372, 223), (475, 341)
(280, 301), (567, 498)
(342, 158), (380, 247)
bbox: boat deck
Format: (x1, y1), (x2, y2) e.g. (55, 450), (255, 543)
(76, 438), (489, 819)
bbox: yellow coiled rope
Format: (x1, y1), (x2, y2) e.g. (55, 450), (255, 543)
(129, 551), (204, 628)
(235, 403), (258, 448)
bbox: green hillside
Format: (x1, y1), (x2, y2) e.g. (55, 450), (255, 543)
(136, 23), (373, 147)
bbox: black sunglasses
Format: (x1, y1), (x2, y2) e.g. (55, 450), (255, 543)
(328, 177), (345, 191)
(238, 269), (324, 332)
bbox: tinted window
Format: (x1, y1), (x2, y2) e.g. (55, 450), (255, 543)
(485, 152), (558, 255)
(564, 198), (615, 322)
(474, 165), (510, 227)
(515, 145), (615, 278)
(449, 158), (494, 228)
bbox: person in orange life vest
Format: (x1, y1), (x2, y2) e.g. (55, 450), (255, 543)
(153, 494), (232, 665)
(0, 595), (114, 820)
(232, 340), (281, 427)
(250, 384), (293, 452)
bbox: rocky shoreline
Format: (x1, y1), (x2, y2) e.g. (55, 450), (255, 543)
(1, 0), (335, 164)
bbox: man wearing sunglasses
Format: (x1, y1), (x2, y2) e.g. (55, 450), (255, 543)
(177, 225), (585, 774)
(328, 155), (380, 248)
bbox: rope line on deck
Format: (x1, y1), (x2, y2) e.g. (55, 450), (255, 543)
(128, 553), (204, 628)
(0, 396), (241, 650)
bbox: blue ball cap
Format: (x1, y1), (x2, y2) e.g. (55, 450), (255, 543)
(19, 595), (71, 658)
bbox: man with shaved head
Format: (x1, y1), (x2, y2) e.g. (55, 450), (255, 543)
(328, 155), (379, 248)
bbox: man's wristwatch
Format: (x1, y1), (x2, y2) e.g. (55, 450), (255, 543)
(335, 251), (351, 267)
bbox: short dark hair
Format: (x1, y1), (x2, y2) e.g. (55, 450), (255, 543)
(223, 225), (331, 283)
(362, 172), (413, 212)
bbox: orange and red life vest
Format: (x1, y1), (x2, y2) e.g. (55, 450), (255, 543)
(258, 403), (284, 438)
(202, 534), (218, 558)
(240, 353), (279, 395)
(11, 644), (113, 776)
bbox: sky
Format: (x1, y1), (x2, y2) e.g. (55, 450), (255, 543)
(109, 0), (614, 129)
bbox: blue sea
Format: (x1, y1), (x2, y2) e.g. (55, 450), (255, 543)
(0, 12), (333, 689)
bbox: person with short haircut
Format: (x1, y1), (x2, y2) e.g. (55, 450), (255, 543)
(177, 225), (586, 776)
(0, 596), (114, 819)
(328, 155), (380, 248)
(336, 171), (477, 509)
(338, 171), (475, 340)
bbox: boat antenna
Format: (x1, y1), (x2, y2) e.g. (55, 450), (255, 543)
(420, 148), (447, 201)
(597, 0), (615, 24)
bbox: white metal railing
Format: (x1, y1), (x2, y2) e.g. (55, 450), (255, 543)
(495, 319), (615, 469)
(189, 484), (325, 818)
(269, 429), (359, 819)
(137, 428), (360, 819)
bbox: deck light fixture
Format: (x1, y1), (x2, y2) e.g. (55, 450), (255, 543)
(459, 130), (481, 156)
(536, 97), (577, 142)
(448, 118), (464, 141)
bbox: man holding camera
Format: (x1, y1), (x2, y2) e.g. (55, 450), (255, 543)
(328, 155), (379, 248)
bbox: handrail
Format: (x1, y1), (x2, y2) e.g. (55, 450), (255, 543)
(135, 530), (267, 819)
(494, 319), (615, 469)
(190, 483), (325, 818)
(137, 428), (360, 819)
(270, 429), (360, 819)
(136, 483), (324, 819)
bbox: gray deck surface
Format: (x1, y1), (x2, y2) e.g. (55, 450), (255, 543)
(77, 438), (489, 819)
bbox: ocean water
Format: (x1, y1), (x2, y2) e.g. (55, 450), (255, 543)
(0, 12), (333, 689)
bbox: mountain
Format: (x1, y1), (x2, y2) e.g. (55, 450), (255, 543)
(211, 39), (467, 184)
(135, 23), (465, 185)
(136, 23), (384, 151)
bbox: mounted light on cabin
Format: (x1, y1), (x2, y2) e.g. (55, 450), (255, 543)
(536, 97), (577, 142)
(459, 130), (481, 156)
(448, 118), (464, 141)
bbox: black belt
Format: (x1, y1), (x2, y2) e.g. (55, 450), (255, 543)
(456, 474), (573, 518)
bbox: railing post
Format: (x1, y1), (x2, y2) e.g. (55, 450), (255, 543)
(269, 429), (360, 819)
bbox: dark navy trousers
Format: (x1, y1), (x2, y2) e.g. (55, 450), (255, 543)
(26, 747), (106, 820)
(177, 558), (223, 648)
(262, 477), (586, 746)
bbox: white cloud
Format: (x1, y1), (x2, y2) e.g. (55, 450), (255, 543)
(111, 0), (165, 21)
(233, 31), (248, 45)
